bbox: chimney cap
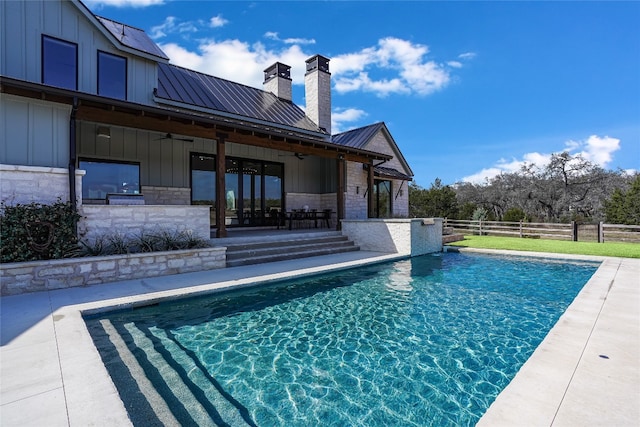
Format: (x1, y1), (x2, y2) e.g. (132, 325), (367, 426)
(264, 62), (291, 83)
(305, 54), (330, 74)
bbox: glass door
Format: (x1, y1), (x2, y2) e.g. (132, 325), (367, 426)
(374, 179), (392, 218)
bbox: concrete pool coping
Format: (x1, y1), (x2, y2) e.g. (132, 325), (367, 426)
(1, 249), (638, 426)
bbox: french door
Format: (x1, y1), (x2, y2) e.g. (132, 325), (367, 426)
(191, 154), (283, 227)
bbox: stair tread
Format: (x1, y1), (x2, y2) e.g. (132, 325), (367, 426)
(226, 240), (355, 259)
(227, 245), (360, 267)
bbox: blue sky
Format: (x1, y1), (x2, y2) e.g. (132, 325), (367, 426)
(86, 0), (640, 187)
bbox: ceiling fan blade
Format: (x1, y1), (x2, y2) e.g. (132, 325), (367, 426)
(153, 133), (194, 142)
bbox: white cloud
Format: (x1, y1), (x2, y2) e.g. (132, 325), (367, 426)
(158, 35), (460, 99)
(150, 16), (198, 39)
(566, 135), (620, 167)
(332, 37), (451, 97)
(264, 32), (315, 45)
(462, 135), (621, 184)
(209, 14), (228, 28)
(160, 39), (310, 88)
(458, 52), (476, 60)
(447, 61), (463, 68)
(84, 0), (163, 8)
(332, 108), (367, 134)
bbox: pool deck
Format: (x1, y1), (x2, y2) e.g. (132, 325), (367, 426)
(1, 249), (638, 426)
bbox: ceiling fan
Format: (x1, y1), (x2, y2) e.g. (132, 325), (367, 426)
(155, 133), (194, 142)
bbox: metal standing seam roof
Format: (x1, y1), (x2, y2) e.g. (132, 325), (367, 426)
(96, 16), (169, 61)
(374, 165), (413, 181)
(155, 63), (323, 133)
(331, 122), (385, 149)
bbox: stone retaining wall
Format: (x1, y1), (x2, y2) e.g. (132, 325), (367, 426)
(0, 247), (226, 296)
(341, 218), (443, 256)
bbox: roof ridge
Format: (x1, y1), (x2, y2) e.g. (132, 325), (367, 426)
(95, 15), (146, 33)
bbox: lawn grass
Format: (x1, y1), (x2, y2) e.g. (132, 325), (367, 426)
(447, 235), (640, 258)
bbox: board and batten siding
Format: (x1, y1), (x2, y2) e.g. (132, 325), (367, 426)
(77, 121), (337, 193)
(0, 0), (157, 104)
(0, 94), (70, 168)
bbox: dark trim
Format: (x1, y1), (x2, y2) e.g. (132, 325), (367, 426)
(69, 97), (78, 213)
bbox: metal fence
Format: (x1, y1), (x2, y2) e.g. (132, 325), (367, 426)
(443, 219), (640, 243)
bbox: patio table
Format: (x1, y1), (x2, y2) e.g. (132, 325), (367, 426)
(284, 210), (333, 230)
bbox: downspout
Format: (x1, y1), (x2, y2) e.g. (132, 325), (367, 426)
(69, 97), (78, 213)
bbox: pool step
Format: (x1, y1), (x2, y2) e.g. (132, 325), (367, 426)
(96, 319), (255, 426)
(222, 232), (360, 267)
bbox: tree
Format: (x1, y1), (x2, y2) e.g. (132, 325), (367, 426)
(605, 175), (640, 224)
(409, 179), (458, 218)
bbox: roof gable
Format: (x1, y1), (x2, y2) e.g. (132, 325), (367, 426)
(331, 122), (384, 149)
(155, 63), (323, 134)
(333, 122), (413, 177)
(70, 0), (168, 62)
(96, 16), (169, 61)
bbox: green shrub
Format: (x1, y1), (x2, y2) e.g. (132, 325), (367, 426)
(1, 200), (82, 263)
(503, 207), (527, 222)
(79, 228), (209, 257)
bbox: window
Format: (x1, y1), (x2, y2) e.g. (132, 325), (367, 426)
(98, 51), (127, 100)
(42, 36), (77, 90)
(80, 159), (140, 201)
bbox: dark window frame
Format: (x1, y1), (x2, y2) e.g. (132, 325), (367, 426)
(79, 158), (141, 201)
(41, 35), (78, 90)
(97, 50), (127, 100)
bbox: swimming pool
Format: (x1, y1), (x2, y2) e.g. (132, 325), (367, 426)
(86, 252), (599, 426)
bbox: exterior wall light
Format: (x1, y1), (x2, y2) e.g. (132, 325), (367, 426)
(97, 126), (111, 139)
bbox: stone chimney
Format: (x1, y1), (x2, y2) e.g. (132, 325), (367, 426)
(305, 55), (331, 134)
(263, 62), (292, 101)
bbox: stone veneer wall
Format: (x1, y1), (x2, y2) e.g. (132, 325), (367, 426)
(141, 186), (191, 205)
(0, 247), (226, 296)
(392, 179), (410, 217)
(345, 161), (368, 219)
(0, 164), (85, 206)
(80, 205), (211, 241)
(341, 218), (443, 256)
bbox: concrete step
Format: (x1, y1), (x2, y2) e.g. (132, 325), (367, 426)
(214, 230), (361, 267)
(225, 236), (353, 257)
(226, 244), (360, 267)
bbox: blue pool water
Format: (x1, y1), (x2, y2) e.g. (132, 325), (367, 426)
(86, 253), (599, 426)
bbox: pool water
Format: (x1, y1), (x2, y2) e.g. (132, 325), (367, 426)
(86, 253), (599, 426)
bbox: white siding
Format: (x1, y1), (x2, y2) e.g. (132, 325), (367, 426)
(0, 0), (157, 104)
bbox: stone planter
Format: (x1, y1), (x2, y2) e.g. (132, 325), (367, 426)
(0, 247), (226, 296)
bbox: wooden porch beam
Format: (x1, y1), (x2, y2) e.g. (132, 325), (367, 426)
(336, 156), (345, 230)
(75, 104), (389, 163)
(215, 133), (228, 238)
(368, 162), (375, 218)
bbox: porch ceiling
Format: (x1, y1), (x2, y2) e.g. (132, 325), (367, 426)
(1, 76), (391, 164)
